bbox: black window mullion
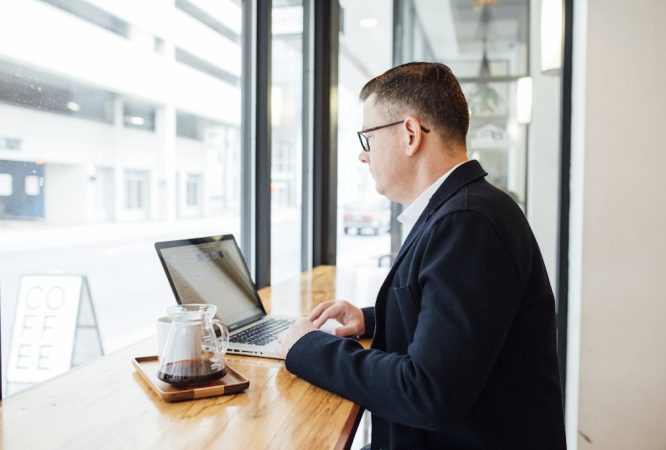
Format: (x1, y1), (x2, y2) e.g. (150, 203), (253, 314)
(312, 0), (339, 266)
(254, 0), (272, 288)
(557, 0), (575, 406)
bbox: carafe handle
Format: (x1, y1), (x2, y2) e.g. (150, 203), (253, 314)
(212, 319), (229, 355)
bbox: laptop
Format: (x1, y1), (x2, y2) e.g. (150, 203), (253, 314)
(155, 234), (330, 359)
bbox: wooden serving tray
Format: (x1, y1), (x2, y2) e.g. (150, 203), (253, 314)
(132, 355), (250, 402)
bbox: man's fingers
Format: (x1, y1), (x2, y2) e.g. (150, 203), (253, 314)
(308, 301), (335, 321)
(333, 323), (360, 337)
(312, 303), (342, 328)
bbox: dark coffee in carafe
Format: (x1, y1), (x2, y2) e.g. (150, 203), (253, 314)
(157, 360), (226, 387)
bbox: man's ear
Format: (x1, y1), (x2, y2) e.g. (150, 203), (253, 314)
(403, 116), (423, 156)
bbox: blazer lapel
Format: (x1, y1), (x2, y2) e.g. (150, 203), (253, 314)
(370, 160), (488, 348)
(392, 160), (488, 269)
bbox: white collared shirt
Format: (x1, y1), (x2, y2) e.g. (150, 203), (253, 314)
(397, 160), (469, 243)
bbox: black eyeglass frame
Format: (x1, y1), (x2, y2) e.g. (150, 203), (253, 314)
(357, 120), (431, 152)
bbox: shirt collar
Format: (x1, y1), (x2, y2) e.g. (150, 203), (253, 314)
(397, 160), (468, 240)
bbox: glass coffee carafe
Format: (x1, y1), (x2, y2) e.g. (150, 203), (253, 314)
(157, 304), (229, 387)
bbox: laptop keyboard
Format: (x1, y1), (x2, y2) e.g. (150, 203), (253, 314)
(230, 318), (295, 346)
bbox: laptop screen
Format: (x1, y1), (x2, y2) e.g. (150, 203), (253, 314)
(155, 235), (266, 331)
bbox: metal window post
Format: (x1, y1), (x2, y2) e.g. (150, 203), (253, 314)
(312, 0), (339, 266)
(254, 0), (272, 288)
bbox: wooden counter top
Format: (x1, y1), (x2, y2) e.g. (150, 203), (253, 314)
(0, 265), (387, 449)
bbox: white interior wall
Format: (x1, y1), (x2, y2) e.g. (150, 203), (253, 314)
(568, 1), (666, 448)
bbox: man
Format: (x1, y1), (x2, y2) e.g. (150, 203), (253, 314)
(277, 62), (566, 449)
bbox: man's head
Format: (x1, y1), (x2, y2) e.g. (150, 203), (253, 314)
(357, 62), (469, 203)
(359, 62), (469, 146)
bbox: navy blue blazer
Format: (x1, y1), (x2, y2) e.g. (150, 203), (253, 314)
(286, 160), (566, 449)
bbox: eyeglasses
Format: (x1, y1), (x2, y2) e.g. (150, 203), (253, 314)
(357, 120), (431, 152)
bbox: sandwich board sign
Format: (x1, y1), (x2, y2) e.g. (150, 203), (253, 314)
(6, 275), (103, 395)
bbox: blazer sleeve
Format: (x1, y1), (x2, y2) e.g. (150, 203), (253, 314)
(285, 211), (523, 431)
(361, 306), (375, 338)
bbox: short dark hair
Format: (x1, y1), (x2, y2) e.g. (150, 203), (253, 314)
(359, 62), (469, 145)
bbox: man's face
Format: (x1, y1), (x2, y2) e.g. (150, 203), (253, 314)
(358, 96), (406, 202)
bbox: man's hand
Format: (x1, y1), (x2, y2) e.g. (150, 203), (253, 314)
(276, 318), (317, 359)
(309, 300), (365, 337)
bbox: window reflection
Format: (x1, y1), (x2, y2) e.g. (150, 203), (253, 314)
(399, 0), (530, 210)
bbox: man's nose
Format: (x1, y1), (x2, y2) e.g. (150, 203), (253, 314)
(358, 151), (369, 164)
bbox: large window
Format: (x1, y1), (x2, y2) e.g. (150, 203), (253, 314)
(0, 0), (244, 396)
(270, 0), (304, 284)
(336, 0), (394, 269)
(0, 0), (563, 402)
